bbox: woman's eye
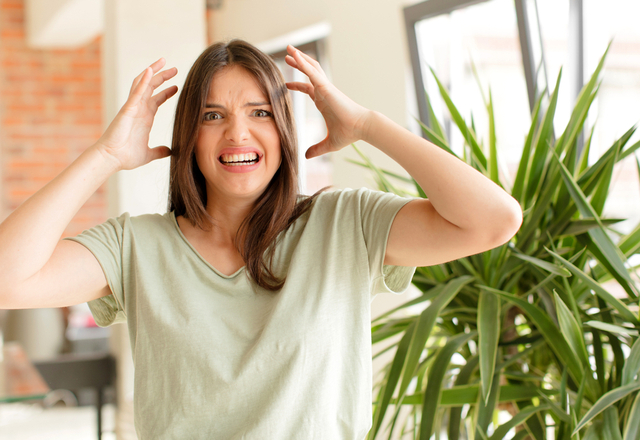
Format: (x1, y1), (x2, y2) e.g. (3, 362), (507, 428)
(253, 109), (272, 118)
(203, 112), (221, 121)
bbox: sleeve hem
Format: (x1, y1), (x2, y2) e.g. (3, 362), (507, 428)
(370, 195), (417, 295)
(63, 236), (126, 326)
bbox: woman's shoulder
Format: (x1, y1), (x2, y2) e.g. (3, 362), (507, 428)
(311, 187), (400, 210)
(95, 211), (176, 238)
(312, 187), (370, 204)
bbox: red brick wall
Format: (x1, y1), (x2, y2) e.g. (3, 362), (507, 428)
(0, 0), (107, 237)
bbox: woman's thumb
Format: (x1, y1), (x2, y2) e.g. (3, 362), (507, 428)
(305, 138), (330, 159)
(149, 146), (172, 162)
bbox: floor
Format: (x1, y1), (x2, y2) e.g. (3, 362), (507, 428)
(0, 403), (116, 439)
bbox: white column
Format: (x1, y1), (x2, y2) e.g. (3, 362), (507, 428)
(102, 1), (206, 437)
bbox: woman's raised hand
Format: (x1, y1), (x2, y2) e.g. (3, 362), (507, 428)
(95, 58), (178, 171)
(285, 45), (371, 159)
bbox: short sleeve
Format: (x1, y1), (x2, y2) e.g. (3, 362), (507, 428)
(357, 188), (417, 295)
(63, 214), (129, 327)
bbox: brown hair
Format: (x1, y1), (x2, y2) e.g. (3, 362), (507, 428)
(169, 39), (319, 291)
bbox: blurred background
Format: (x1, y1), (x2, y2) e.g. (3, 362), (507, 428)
(0, 0), (639, 438)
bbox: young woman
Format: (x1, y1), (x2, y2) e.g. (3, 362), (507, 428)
(0, 40), (522, 438)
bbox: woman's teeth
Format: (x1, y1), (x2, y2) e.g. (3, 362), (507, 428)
(220, 153), (259, 165)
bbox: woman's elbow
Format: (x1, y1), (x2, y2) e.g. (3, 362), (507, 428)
(491, 197), (523, 246)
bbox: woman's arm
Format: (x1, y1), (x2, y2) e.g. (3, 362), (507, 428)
(0, 59), (177, 309)
(360, 111), (522, 267)
(285, 46), (522, 267)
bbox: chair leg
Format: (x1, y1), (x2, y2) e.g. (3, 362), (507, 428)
(97, 387), (103, 440)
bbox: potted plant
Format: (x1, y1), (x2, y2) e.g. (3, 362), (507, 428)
(359, 47), (640, 440)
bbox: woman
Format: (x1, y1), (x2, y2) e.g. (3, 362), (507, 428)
(0, 40), (522, 438)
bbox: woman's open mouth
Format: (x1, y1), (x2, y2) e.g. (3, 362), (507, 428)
(219, 152), (260, 166)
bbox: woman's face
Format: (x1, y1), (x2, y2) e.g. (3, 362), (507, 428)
(195, 65), (282, 205)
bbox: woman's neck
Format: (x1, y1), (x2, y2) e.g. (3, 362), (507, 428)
(202, 197), (255, 245)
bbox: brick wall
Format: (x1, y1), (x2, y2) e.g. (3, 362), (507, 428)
(0, 0), (107, 237)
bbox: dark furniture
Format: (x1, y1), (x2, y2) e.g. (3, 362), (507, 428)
(34, 352), (116, 440)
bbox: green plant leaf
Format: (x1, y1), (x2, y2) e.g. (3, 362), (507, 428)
(424, 90), (447, 142)
(590, 138), (619, 216)
(576, 126), (635, 197)
(478, 285), (584, 385)
(511, 432), (531, 440)
(516, 169), (563, 251)
(345, 158), (414, 184)
(619, 218), (640, 258)
(525, 68), (562, 204)
(419, 332), (476, 439)
(512, 93), (543, 203)
(395, 276), (474, 424)
(370, 320), (416, 438)
(537, 387), (571, 423)
(577, 123), (596, 174)
(479, 291), (501, 402)
(448, 355), (480, 440)
(592, 328), (606, 394)
(429, 66), (487, 171)
(416, 118), (455, 155)
(618, 137), (640, 161)
(602, 406), (624, 440)
(623, 391), (640, 440)
(352, 144), (403, 195)
(372, 284), (444, 325)
(512, 252), (571, 277)
(560, 218), (625, 237)
(622, 338), (640, 386)
(475, 371), (501, 440)
(554, 292), (590, 367)
(545, 249), (639, 325)
(580, 235), (639, 303)
(398, 384), (558, 406)
(488, 405), (551, 440)
(585, 321), (639, 337)
(487, 89), (499, 184)
(573, 381), (640, 434)
(550, 126), (634, 243)
(549, 148), (640, 299)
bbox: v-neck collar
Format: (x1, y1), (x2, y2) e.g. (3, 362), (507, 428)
(170, 211), (246, 279)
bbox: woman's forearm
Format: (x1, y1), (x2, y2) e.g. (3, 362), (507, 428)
(0, 145), (119, 287)
(360, 111), (522, 237)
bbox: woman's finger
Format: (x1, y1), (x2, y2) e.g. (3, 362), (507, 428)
(284, 54), (298, 69)
(305, 137), (332, 159)
(150, 67), (178, 89)
(286, 46), (326, 77)
(294, 47), (324, 73)
(287, 46), (325, 86)
(129, 58), (168, 94)
(286, 82), (315, 100)
(127, 67), (154, 107)
(141, 67), (179, 101)
(150, 85), (179, 110)
(147, 145), (172, 163)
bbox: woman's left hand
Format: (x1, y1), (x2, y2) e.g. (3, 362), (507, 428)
(285, 45), (371, 159)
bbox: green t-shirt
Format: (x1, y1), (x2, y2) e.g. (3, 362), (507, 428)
(67, 188), (416, 440)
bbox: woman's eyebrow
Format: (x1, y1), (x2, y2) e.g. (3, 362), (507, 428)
(204, 101), (271, 109)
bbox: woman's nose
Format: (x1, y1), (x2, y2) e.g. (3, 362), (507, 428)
(225, 115), (250, 143)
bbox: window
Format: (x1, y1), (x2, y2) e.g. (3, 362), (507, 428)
(405, 0), (640, 231)
(259, 24), (333, 195)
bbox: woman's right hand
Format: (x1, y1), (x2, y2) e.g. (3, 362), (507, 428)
(95, 58), (178, 171)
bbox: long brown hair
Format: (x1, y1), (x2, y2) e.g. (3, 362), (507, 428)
(169, 39), (318, 291)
